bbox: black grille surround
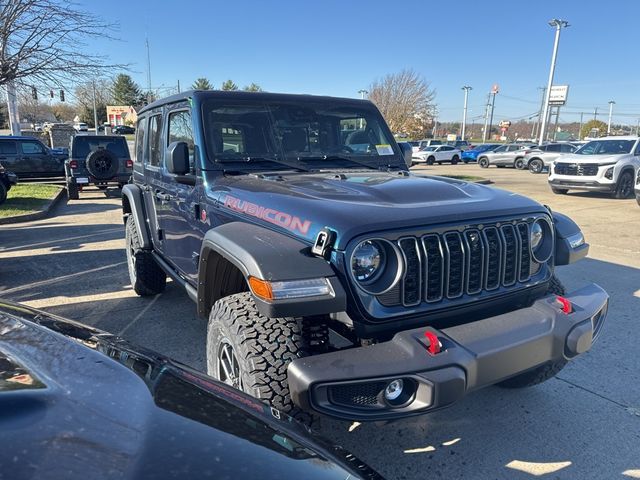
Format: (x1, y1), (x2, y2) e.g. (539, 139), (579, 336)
(554, 163), (599, 176)
(346, 215), (553, 320)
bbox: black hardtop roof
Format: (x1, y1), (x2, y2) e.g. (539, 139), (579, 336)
(138, 90), (374, 115)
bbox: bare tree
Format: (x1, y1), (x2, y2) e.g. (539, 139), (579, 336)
(0, 0), (124, 88)
(368, 69), (436, 138)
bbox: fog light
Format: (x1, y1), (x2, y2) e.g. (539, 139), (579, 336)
(384, 379), (404, 401)
(604, 167), (614, 180)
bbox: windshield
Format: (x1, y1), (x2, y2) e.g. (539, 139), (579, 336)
(420, 146), (437, 152)
(202, 99), (402, 170)
(576, 139), (635, 155)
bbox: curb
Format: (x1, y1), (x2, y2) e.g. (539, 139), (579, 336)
(0, 187), (66, 225)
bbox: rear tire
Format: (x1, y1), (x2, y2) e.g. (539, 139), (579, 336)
(479, 157), (489, 168)
(613, 171), (634, 199)
(529, 159), (544, 174)
(514, 158), (525, 170)
(125, 215), (166, 296)
(498, 275), (567, 388)
(66, 180), (79, 200)
(451, 155), (459, 165)
(207, 292), (311, 422)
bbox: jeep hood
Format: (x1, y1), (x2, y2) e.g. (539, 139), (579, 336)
(557, 153), (629, 164)
(209, 170), (546, 249)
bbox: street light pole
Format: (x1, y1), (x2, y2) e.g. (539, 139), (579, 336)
(488, 91), (497, 141)
(539, 19), (569, 145)
(482, 93), (491, 143)
(607, 100), (615, 134)
(461, 86), (472, 140)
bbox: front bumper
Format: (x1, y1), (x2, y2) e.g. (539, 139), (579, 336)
(288, 284), (608, 421)
(549, 179), (615, 192)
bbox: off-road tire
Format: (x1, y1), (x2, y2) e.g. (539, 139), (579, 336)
(0, 182), (7, 205)
(125, 215), (166, 296)
(498, 275), (567, 388)
(206, 292), (311, 423)
(451, 155), (459, 165)
(529, 159), (544, 174)
(427, 156), (435, 165)
(66, 180), (79, 200)
(613, 171), (634, 199)
(479, 157), (489, 168)
(514, 157), (525, 170)
(551, 187), (569, 195)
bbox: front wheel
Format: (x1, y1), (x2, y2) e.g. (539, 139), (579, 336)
(427, 156), (435, 165)
(529, 159), (544, 174)
(479, 157), (489, 168)
(207, 292), (309, 420)
(613, 171), (634, 199)
(498, 275), (567, 388)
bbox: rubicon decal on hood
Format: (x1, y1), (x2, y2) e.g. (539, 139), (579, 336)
(222, 194), (312, 235)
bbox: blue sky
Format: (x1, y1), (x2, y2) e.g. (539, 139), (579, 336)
(83, 0), (640, 125)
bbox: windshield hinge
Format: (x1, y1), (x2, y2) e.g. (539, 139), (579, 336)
(312, 228), (337, 260)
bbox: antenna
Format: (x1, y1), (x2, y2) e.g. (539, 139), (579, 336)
(146, 36), (152, 103)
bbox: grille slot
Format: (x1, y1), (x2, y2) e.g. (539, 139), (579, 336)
(555, 163), (599, 176)
(399, 238), (421, 306)
(384, 217), (546, 308)
(329, 382), (387, 409)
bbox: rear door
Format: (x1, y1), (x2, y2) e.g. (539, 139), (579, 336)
(156, 104), (202, 281)
(0, 140), (20, 173)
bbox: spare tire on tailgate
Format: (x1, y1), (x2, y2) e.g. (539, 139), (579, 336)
(86, 149), (119, 180)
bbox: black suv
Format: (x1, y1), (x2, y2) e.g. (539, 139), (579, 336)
(0, 136), (67, 178)
(65, 135), (133, 199)
(0, 163), (18, 205)
(122, 90), (608, 421)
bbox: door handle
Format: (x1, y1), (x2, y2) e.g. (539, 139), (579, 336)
(155, 192), (172, 202)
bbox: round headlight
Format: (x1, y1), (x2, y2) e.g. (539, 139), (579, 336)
(530, 221), (543, 250)
(530, 218), (553, 263)
(351, 240), (384, 282)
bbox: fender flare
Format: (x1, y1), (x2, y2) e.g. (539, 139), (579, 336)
(121, 184), (152, 249)
(198, 222), (347, 318)
(553, 212), (589, 265)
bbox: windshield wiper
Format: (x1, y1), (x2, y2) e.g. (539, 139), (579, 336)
(295, 153), (382, 170)
(215, 154), (309, 172)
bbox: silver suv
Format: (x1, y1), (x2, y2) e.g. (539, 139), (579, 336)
(548, 136), (640, 198)
(522, 143), (577, 173)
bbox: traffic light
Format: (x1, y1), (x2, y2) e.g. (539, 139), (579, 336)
(60, 90), (65, 102)
(31, 86), (37, 100)
(49, 90), (54, 99)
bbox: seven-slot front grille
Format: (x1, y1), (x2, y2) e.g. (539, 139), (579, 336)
(554, 163), (599, 176)
(378, 221), (538, 307)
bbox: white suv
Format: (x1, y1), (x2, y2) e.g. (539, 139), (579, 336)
(522, 143), (577, 173)
(412, 145), (461, 165)
(548, 136), (640, 199)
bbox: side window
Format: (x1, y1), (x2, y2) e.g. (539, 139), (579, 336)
(168, 110), (195, 171)
(633, 142), (640, 155)
(21, 141), (46, 155)
(135, 117), (146, 164)
(563, 144), (576, 153)
(148, 114), (163, 167)
(547, 144), (561, 152)
(0, 141), (17, 154)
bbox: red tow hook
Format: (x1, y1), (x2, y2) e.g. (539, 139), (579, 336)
(556, 296), (572, 314)
(424, 331), (442, 355)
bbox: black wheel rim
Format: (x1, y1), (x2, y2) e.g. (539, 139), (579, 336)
(126, 234), (136, 277)
(94, 157), (112, 174)
(619, 174), (633, 197)
(218, 341), (242, 389)
(532, 161), (541, 173)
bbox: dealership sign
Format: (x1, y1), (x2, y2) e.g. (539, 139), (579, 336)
(549, 85), (569, 106)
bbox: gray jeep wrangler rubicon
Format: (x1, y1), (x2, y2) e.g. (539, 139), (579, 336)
(122, 90), (608, 421)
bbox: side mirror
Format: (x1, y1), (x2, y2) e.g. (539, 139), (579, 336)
(398, 142), (413, 169)
(167, 141), (190, 175)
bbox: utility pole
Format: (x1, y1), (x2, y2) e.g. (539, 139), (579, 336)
(578, 112), (584, 139)
(533, 86), (546, 139)
(177, 80), (181, 93)
(593, 107), (598, 120)
(607, 100), (615, 134)
(6, 81), (21, 136)
(92, 80), (99, 133)
(539, 19), (569, 145)
(482, 92), (491, 143)
(488, 91), (497, 141)
(461, 86), (472, 140)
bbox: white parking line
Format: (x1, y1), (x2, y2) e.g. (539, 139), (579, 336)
(118, 294), (159, 336)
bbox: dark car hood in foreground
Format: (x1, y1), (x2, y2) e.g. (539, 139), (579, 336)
(209, 170), (546, 248)
(0, 301), (380, 480)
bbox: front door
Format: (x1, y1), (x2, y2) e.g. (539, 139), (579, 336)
(20, 140), (57, 175)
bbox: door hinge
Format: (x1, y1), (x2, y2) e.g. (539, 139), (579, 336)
(312, 228), (336, 260)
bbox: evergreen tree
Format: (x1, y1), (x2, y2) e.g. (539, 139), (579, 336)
(112, 74), (143, 106)
(243, 83), (263, 92)
(221, 79), (238, 91)
(191, 77), (213, 90)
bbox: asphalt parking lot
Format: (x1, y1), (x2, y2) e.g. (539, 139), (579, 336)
(1, 165), (638, 479)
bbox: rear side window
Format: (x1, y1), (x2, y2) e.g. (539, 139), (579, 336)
(0, 141), (17, 154)
(561, 144), (575, 153)
(135, 117), (147, 163)
(21, 141), (46, 154)
(547, 144), (562, 152)
(148, 114), (163, 167)
(167, 110), (195, 171)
